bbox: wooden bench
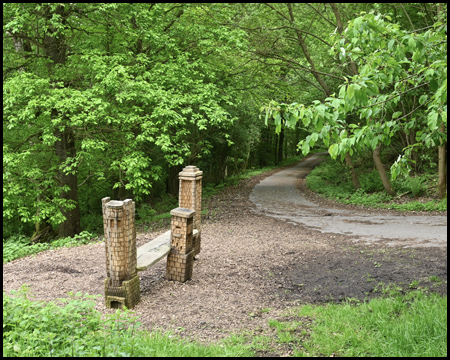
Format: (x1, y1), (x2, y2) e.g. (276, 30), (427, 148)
(136, 229), (199, 272)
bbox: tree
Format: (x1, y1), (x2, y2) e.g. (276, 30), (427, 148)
(3, 3), (241, 240)
(263, 10), (447, 198)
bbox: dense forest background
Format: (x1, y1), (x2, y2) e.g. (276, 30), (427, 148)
(3, 3), (447, 243)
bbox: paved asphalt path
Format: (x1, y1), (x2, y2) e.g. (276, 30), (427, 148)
(249, 153), (447, 248)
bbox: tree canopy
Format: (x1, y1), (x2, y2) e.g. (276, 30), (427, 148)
(3, 3), (447, 241)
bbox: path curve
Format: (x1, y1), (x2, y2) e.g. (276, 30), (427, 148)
(250, 153), (447, 248)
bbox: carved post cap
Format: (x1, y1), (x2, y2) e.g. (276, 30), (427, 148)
(105, 200), (124, 209)
(170, 207), (196, 218)
(179, 166), (203, 179)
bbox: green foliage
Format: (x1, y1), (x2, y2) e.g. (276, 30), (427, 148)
(360, 169), (385, 193)
(3, 286), (253, 357)
(294, 290), (447, 357)
(407, 177), (426, 197)
(3, 231), (96, 264)
(306, 158), (446, 211)
(262, 9), (447, 196)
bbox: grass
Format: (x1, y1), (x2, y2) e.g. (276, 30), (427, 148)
(290, 289), (447, 357)
(306, 157), (447, 212)
(5, 285), (446, 357)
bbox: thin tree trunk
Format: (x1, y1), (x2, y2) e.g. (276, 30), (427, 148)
(373, 144), (396, 196)
(278, 127), (285, 164)
(274, 131), (279, 165)
(167, 164), (182, 196)
(345, 152), (361, 189)
(287, 3), (331, 96)
(55, 126), (81, 238)
(436, 4), (446, 199)
(437, 123), (446, 199)
(43, 5), (81, 238)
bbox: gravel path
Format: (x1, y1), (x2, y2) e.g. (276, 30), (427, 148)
(250, 152), (447, 248)
(3, 157), (447, 345)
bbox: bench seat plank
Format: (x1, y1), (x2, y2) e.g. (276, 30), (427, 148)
(136, 230), (171, 272)
(136, 229), (198, 272)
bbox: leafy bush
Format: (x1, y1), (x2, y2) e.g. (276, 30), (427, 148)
(360, 169), (385, 193)
(136, 203), (157, 223)
(80, 212), (104, 235)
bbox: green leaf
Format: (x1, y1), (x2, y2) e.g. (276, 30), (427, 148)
(429, 80), (439, 92)
(328, 143), (339, 159)
(427, 111), (438, 130)
(408, 36), (416, 50)
(418, 95), (428, 105)
(301, 141), (310, 155)
(392, 111), (402, 119)
(347, 84), (355, 100)
(317, 104), (326, 118)
(275, 123), (282, 134)
(370, 137), (378, 150)
(339, 85), (346, 99)
(287, 113), (297, 128)
(274, 112), (281, 125)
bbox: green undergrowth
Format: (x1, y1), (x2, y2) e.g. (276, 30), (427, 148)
(3, 286), (252, 357)
(3, 231), (99, 264)
(224, 285), (447, 357)
(291, 289), (447, 357)
(306, 158), (447, 212)
(202, 154), (304, 199)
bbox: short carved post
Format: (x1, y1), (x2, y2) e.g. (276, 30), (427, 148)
(178, 166), (203, 255)
(166, 207), (195, 282)
(102, 198), (140, 309)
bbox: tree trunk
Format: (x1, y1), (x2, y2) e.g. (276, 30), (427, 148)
(284, 131), (288, 159)
(344, 152), (361, 189)
(286, 3), (331, 96)
(278, 127), (285, 164)
(274, 131), (279, 165)
(167, 164), (182, 196)
(43, 5), (81, 238)
(373, 144), (396, 196)
(437, 123), (446, 199)
(31, 190), (57, 243)
(55, 126), (81, 238)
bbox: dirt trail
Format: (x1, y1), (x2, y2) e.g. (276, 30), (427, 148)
(250, 152), (447, 248)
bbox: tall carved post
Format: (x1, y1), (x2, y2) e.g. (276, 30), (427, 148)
(178, 166), (203, 255)
(166, 208), (195, 282)
(102, 198), (140, 309)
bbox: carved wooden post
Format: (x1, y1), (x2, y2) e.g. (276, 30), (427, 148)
(178, 166), (202, 255)
(102, 198), (140, 309)
(166, 207), (195, 282)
